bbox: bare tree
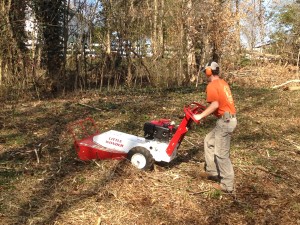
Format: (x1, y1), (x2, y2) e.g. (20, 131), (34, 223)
(0, 0), (246, 98)
(0, 0), (29, 95)
(33, 0), (65, 92)
(186, 0), (196, 82)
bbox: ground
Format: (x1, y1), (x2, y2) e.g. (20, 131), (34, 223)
(0, 64), (300, 225)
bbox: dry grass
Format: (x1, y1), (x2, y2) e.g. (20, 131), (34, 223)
(0, 65), (300, 225)
(226, 63), (300, 89)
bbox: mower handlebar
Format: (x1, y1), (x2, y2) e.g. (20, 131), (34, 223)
(184, 102), (206, 124)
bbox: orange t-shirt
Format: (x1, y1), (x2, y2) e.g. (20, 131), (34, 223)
(206, 79), (236, 117)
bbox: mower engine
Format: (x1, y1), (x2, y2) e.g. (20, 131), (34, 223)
(143, 119), (177, 142)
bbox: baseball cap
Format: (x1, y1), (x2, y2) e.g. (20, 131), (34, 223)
(206, 61), (219, 70)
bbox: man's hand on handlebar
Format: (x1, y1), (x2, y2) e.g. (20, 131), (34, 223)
(194, 114), (203, 121)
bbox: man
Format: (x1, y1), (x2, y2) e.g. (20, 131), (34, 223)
(194, 61), (237, 193)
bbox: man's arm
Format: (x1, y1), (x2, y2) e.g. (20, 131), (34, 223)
(194, 101), (219, 121)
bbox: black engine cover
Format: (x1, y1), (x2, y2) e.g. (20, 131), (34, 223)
(143, 122), (172, 142)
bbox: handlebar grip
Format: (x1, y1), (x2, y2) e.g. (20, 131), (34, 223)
(184, 108), (200, 124)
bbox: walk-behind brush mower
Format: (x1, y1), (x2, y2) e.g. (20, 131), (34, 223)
(68, 102), (206, 170)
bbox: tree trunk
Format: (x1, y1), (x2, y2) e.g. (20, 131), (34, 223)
(106, 23), (111, 54)
(62, 0), (71, 78)
(251, 0), (256, 50)
(153, 0), (158, 56)
(5, 0), (14, 83)
(297, 48), (300, 79)
(0, 58), (2, 86)
(179, 11), (185, 85)
(0, 1), (4, 85)
(105, 0), (112, 54)
(235, 0), (241, 55)
(186, 0), (196, 82)
(258, 0), (265, 45)
(158, 0), (164, 57)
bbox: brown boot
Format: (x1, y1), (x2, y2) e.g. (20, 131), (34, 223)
(211, 183), (233, 193)
(198, 172), (221, 183)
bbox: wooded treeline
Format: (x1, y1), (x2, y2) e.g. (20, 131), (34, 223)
(0, 0), (299, 99)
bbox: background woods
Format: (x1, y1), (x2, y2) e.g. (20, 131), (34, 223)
(0, 0), (299, 99)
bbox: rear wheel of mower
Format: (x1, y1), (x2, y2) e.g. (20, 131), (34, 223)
(127, 147), (154, 170)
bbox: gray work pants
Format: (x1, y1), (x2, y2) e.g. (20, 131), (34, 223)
(204, 117), (237, 191)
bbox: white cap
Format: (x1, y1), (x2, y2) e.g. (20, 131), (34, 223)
(206, 61), (219, 70)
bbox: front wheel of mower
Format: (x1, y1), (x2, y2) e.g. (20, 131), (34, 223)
(127, 147), (154, 170)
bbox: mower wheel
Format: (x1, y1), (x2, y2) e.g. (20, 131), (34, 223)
(127, 147), (154, 170)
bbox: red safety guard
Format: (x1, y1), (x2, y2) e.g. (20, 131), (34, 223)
(68, 118), (99, 140)
(68, 118), (127, 160)
(166, 102), (206, 156)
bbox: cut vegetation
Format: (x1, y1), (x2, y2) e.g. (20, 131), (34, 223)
(0, 67), (299, 224)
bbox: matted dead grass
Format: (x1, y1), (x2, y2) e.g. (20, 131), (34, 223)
(0, 64), (300, 225)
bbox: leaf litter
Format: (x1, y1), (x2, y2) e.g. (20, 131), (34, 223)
(0, 65), (300, 224)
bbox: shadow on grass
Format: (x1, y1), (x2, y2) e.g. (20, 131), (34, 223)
(0, 100), (103, 224)
(154, 146), (204, 170)
(15, 158), (129, 224)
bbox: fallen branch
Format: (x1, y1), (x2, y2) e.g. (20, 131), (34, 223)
(77, 103), (102, 111)
(184, 137), (196, 147)
(0, 167), (13, 170)
(95, 217), (101, 225)
(238, 165), (282, 178)
(34, 149), (40, 164)
(228, 71), (255, 77)
(187, 189), (210, 195)
(272, 79), (300, 89)
(284, 138), (300, 150)
(93, 160), (102, 168)
(285, 86), (300, 91)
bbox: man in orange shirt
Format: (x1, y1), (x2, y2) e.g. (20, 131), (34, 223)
(194, 61), (237, 193)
